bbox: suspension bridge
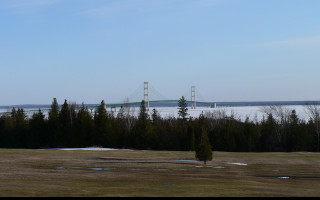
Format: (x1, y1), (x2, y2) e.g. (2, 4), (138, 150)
(0, 82), (216, 116)
(93, 81), (216, 111)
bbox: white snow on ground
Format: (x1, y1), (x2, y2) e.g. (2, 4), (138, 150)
(226, 162), (248, 166)
(58, 147), (117, 151)
(54, 147), (132, 151)
(175, 160), (198, 162)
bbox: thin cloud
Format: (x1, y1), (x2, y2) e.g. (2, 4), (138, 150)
(1, 0), (60, 14)
(82, 0), (221, 17)
(82, 0), (142, 17)
(257, 35), (320, 47)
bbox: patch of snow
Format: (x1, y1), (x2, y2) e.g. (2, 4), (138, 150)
(89, 168), (103, 171)
(54, 147), (132, 151)
(128, 168), (141, 171)
(227, 162), (247, 166)
(175, 160), (198, 162)
(153, 169), (169, 171)
(89, 167), (117, 171)
(56, 167), (65, 170)
(212, 166), (226, 169)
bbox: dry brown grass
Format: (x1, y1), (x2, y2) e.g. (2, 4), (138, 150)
(0, 149), (319, 197)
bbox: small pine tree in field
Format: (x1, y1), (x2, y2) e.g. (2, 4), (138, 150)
(195, 126), (212, 165)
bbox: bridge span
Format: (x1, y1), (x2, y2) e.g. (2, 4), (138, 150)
(0, 82), (216, 116)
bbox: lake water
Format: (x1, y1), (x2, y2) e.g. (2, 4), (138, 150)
(0, 101), (317, 122)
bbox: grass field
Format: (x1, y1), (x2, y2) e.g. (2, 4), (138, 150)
(0, 148), (319, 197)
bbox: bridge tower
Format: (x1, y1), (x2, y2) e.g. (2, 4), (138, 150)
(144, 81), (150, 111)
(191, 86), (196, 109)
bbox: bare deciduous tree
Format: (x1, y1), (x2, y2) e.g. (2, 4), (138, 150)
(203, 109), (227, 131)
(260, 105), (291, 145)
(123, 98), (136, 133)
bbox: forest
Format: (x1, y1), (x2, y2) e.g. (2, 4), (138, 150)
(0, 97), (319, 152)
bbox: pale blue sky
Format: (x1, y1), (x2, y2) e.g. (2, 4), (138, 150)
(1, 0), (320, 105)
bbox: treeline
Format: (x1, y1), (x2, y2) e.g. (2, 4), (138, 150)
(0, 98), (319, 152)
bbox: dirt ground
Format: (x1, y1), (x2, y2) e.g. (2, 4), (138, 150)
(0, 149), (319, 197)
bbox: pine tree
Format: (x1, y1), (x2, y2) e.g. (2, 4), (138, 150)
(131, 100), (155, 149)
(260, 114), (277, 152)
(138, 100), (149, 121)
(48, 98), (59, 121)
(287, 110), (310, 152)
(48, 98), (60, 147)
(29, 109), (46, 148)
(75, 103), (94, 147)
(11, 107), (17, 120)
(94, 100), (114, 147)
(151, 108), (161, 124)
(178, 96), (189, 120)
(195, 125), (212, 165)
(58, 100), (72, 147)
(14, 108), (28, 148)
(117, 106), (125, 120)
(188, 124), (195, 151)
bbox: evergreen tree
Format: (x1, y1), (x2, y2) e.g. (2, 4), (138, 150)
(195, 125), (212, 165)
(11, 107), (17, 120)
(5, 107), (17, 147)
(29, 109), (46, 148)
(243, 118), (259, 152)
(260, 114), (277, 152)
(14, 108), (28, 148)
(0, 116), (6, 147)
(94, 100), (107, 146)
(94, 100), (114, 147)
(287, 110), (312, 152)
(151, 108), (161, 124)
(15, 109), (26, 124)
(48, 98), (59, 121)
(115, 105), (129, 148)
(150, 108), (161, 150)
(138, 100), (149, 121)
(187, 124), (195, 151)
(178, 96), (189, 120)
(75, 103), (94, 147)
(131, 100), (155, 149)
(1, 98), (318, 152)
(48, 98), (60, 147)
(58, 100), (72, 147)
(117, 106), (125, 120)
(1, 111), (15, 147)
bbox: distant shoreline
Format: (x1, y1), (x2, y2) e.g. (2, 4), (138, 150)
(1, 100), (320, 109)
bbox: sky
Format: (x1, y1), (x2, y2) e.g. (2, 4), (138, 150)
(1, 0), (320, 105)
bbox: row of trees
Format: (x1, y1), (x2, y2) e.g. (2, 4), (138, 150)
(0, 98), (320, 153)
